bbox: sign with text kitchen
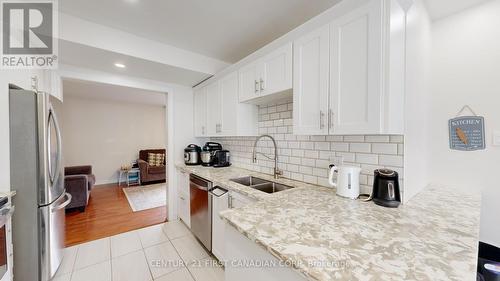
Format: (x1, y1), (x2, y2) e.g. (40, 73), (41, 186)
(448, 116), (485, 151)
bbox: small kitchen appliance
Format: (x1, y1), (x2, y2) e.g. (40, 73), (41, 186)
(184, 144), (201, 165)
(372, 169), (401, 208)
(201, 142), (222, 166)
(213, 150), (231, 168)
(328, 164), (361, 199)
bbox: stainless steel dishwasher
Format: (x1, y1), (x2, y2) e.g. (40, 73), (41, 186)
(189, 174), (213, 251)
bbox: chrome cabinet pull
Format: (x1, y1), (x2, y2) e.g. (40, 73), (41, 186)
(260, 78), (264, 91)
(329, 109), (334, 130)
(228, 194), (233, 209)
(254, 80), (259, 93)
(320, 111), (326, 129)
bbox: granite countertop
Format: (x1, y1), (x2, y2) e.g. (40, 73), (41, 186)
(176, 164), (320, 201)
(176, 164), (481, 281)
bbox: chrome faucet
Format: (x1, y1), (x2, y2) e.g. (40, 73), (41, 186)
(252, 135), (283, 179)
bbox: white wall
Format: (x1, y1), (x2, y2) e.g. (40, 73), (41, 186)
(430, 0), (500, 247)
(57, 95), (167, 184)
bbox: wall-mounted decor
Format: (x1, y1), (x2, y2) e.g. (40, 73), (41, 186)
(449, 105), (485, 151)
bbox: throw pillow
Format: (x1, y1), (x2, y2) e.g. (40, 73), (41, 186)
(148, 153), (157, 166)
(148, 153), (165, 167)
(155, 153), (165, 166)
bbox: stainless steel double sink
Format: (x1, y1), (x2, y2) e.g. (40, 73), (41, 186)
(230, 176), (294, 194)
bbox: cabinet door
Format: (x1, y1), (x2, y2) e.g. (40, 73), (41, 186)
(194, 88), (207, 137)
(259, 43), (292, 97)
(205, 82), (221, 136)
(238, 62), (259, 102)
(220, 72), (238, 136)
(212, 191), (229, 261)
(293, 25), (330, 135)
(230, 192), (256, 209)
(177, 170), (190, 227)
(329, 0), (382, 134)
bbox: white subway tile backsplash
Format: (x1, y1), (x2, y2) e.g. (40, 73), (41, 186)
(343, 135), (365, 142)
(355, 153), (378, 164)
(301, 158), (316, 167)
(304, 150), (319, 159)
(365, 135), (390, 143)
(350, 143), (371, 153)
(300, 142), (314, 150)
(331, 143), (349, 152)
(211, 101), (404, 194)
(379, 155), (404, 166)
(315, 142), (330, 150)
(372, 143), (398, 155)
(390, 135), (404, 143)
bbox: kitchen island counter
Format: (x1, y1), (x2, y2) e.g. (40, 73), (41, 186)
(221, 183), (481, 281)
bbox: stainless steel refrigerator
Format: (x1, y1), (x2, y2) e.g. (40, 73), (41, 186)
(9, 86), (72, 281)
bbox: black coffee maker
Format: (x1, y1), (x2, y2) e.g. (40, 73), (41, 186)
(372, 169), (401, 208)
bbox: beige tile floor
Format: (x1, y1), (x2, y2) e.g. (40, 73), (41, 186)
(52, 221), (224, 281)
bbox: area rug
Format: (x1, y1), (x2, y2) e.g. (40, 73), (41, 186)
(122, 183), (167, 212)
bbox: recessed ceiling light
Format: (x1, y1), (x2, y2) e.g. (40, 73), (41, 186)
(114, 63), (126, 68)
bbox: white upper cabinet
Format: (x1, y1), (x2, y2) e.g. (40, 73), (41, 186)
(219, 72), (239, 135)
(259, 43), (293, 97)
(194, 88), (207, 136)
(329, 0), (382, 134)
(293, 0), (403, 135)
(205, 82), (221, 135)
(195, 71), (258, 137)
(239, 43), (292, 103)
(238, 62), (260, 102)
(293, 25), (330, 135)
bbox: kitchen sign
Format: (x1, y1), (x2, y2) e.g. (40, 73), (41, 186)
(449, 115), (485, 151)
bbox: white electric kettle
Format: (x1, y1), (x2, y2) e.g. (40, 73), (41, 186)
(328, 165), (362, 199)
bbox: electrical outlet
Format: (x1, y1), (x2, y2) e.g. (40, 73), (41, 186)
(493, 131), (500, 146)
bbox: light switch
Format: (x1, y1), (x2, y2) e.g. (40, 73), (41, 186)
(493, 131), (500, 146)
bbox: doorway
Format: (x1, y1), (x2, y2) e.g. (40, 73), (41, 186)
(56, 78), (169, 246)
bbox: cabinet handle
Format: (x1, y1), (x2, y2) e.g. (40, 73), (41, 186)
(320, 111), (325, 129)
(329, 109), (334, 130)
(228, 194), (233, 209)
(260, 78), (264, 91)
(254, 80), (259, 93)
(201, 126), (205, 135)
(180, 196), (185, 200)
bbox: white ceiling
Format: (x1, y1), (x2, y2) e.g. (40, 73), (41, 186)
(59, 0), (342, 63)
(60, 40), (211, 86)
(63, 79), (167, 105)
(423, 0), (492, 20)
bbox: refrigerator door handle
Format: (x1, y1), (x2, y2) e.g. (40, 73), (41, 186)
(51, 193), (72, 213)
(47, 105), (63, 185)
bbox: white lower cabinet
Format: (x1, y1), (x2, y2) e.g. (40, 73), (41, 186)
(229, 191), (256, 209)
(225, 224), (305, 281)
(177, 170), (190, 228)
(212, 190), (257, 262)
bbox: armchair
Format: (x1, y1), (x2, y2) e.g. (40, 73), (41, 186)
(138, 149), (166, 184)
(64, 165), (95, 211)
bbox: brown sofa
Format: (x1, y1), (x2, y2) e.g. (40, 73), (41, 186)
(138, 149), (166, 184)
(64, 165), (95, 211)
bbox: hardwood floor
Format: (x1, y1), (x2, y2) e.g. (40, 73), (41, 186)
(64, 183), (167, 247)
